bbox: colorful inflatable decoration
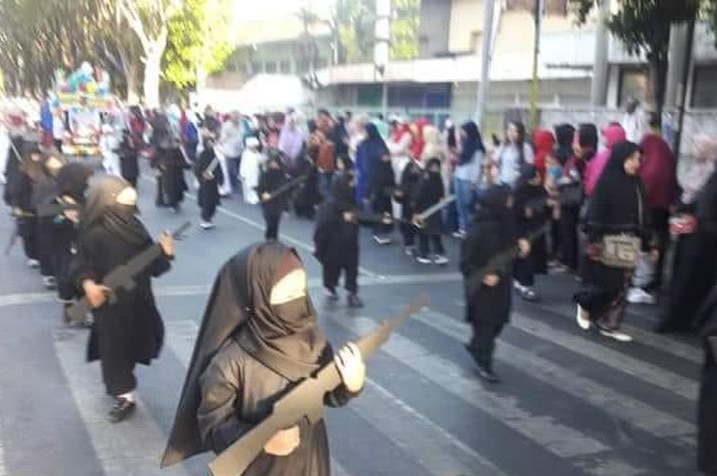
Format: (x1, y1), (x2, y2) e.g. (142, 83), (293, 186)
(54, 62), (113, 109)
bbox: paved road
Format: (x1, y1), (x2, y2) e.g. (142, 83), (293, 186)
(0, 173), (704, 476)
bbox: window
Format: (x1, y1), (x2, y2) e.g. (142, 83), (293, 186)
(265, 61), (277, 74)
(691, 64), (717, 109)
(279, 60), (291, 74)
(618, 67), (650, 107)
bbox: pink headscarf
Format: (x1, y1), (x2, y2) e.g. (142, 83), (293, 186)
(584, 124), (627, 196)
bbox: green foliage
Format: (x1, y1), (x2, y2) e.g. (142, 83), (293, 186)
(163, 0), (234, 91)
(334, 0), (420, 64)
(390, 0), (419, 60)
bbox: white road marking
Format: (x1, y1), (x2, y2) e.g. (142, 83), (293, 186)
(414, 309), (696, 442)
(53, 328), (192, 476)
(165, 319), (506, 476)
(330, 315), (647, 476)
(0, 273), (463, 309)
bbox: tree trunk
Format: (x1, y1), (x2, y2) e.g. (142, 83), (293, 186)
(143, 41), (163, 108)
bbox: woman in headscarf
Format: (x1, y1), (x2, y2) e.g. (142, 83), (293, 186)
(557, 124), (597, 272)
(293, 121), (321, 220)
(512, 164), (548, 301)
(574, 142), (653, 342)
(161, 242), (365, 475)
(117, 129), (139, 188)
(410, 119), (429, 161)
(453, 121), (486, 238)
(461, 185), (525, 383)
(553, 124), (576, 167)
(360, 122), (395, 245)
(74, 176), (174, 422)
(584, 124), (626, 197)
(657, 136), (717, 334)
(533, 128), (556, 181)
(314, 173), (364, 308)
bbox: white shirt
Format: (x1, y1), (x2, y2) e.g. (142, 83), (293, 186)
(495, 143), (535, 187)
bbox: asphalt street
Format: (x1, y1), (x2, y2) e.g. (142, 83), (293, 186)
(0, 171), (705, 476)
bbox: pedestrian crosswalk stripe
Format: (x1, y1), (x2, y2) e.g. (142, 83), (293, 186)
(530, 300), (702, 365)
(509, 312), (698, 401)
(330, 316), (645, 476)
(0, 272), (463, 310)
(53, 328), (192, 476)
(414, 309), (697, 442)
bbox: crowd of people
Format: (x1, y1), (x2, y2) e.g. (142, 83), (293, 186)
(2, 98), (717, 475)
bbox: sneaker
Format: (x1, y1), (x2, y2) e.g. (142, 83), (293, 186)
(513, 281), (527, 293)
(108, 397), (136, 423)
(347, 294), (364, 308)
(324, 287), (338, 301)
(373, 235), (392, 245)
(416, 256), (432, 265)
(200, 221), (215, 230)
(626, 287), (656, 305)
(599, 328), (634, 342)
(42, 276), (56, 290)
(520, 287), (538, 302)
(476, 365), (500, 384)
(576, 304), (591, 330)
(452, 230), (466, 239)
(404, 246), (416, 256)
(433, 255), (449, 265)
(27, 259), (40, 268)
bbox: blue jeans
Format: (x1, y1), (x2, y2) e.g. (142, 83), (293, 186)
(454, 178), (475, 232)
(318, 172), (334, 201)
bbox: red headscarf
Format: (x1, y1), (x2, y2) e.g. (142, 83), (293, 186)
(410, 119), (429, 161)
(533, 129), (556, 180)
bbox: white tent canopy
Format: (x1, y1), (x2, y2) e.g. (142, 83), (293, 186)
(194, 74), (313, 114)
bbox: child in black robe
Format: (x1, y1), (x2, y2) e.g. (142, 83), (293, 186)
(118, 130), (139, 188)
(5, 140), (41, 267)
(394, 159), (422, 255)
(49, 163), (93, 323)
(512, 164), (548, 301)
(160, 242), (365, 475)
(414, 158), (448, 265)
(74, 176), (174, 422)
(34, 152), (68, 289)
(461, 185), (527, 383)
(314, 172), (364, 308)
(195, 136), (224, 230)
(258, 153), (288, 241)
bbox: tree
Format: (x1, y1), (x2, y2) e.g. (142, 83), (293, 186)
(390, 0), (419, 60)
(118, 0), (184, 108)
(163, 0), (234, 93)
(568, 0), (714, 119)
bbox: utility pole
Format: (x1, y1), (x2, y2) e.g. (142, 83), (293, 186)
(375, 0), (391, 119)
(529, 0), (544, 129)
(673, 15), (696, 160)
(590, 0), (610, 106)
(476, 0), (498, 129)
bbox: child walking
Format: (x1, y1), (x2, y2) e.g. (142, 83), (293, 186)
(461, 185), (528, 382)
(414, 158), (448, 265)
(258, 152), (288, 241)
(195, 135), (224, 230)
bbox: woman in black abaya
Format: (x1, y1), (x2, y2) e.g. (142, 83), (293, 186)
(694, 283), (717, 475)
(161, 242), (365, 475)
(574, 142), (653, 342)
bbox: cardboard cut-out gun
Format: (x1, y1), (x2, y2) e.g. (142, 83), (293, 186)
(207, 296), (429, 476)
(260, 174), (309, 204)
(66, 221), (191, 324)
(356, 195), (456, 229)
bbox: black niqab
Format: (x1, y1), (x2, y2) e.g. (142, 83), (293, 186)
(162, 243), (327, 468)
(56, 163), (92, 202)
(83, 176), (149, 245)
